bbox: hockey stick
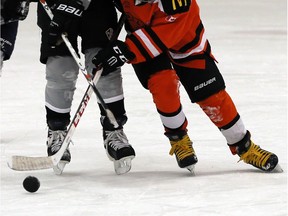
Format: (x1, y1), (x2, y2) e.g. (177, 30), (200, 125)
(7, 71), (100, 171)
(7, 3), (126, 171)
(40, 0), (121, 128)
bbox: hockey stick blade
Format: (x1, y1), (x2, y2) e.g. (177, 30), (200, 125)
(7, 71), (100, 171)
(7, 155), (54, 171)
(7, 129), (73, 171)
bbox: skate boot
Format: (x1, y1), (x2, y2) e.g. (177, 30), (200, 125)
(229, 131), (281, 172)
(102, 116), (135, 175)
(47, 120), (71, 174)
(165, 130), (198, 173)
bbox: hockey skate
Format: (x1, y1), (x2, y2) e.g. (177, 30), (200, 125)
(165, 130), (198, 174)
(238, 140), (282, 172)
(104, 129), (135, 175)
(229, 131), (282, 172)
(47, 129), (71, 175)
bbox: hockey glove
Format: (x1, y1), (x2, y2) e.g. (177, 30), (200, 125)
(1, 0), (30, 25)
(48, 0), (84, 48)
(92, 40), (135, 76)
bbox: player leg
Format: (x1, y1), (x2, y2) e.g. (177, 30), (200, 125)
(45, 56), (79, 174)
(37, 2), (80, 174)
(0, 21), (19, 73)
(133, 54), (198, 172)
(80, 1), (135, 175)
(1, 0), (31, 73)
(173, 54), (279, 172)
(84, 48), (135, 175)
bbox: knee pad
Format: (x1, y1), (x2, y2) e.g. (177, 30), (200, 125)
(173, 55), (225, 103)
(45, 56), (79, 113)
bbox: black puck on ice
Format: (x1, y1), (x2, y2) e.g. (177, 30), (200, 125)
(23, 176), (40, 193)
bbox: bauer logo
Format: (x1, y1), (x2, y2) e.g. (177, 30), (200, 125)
(194, 77), (216, 91)
(57, 4), (83, 16)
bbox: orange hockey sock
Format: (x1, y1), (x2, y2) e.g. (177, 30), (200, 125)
(197, 90), (238, 128)
(148, 69), (187, 131)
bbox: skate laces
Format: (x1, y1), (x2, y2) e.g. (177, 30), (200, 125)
(105, 129), (130, 150)
(47, 129), (67, 153)
(169, 134), (194, 160)
(239, 142), (272, 168)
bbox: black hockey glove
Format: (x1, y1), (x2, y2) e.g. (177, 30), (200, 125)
(48, 0), (84, 48)
(1, 0), (30, 25)
(92, 40), (136, 76)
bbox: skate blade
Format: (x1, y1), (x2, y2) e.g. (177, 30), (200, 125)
(271, 164), (283, 173)
(114, 156), (134, 175)
(53, 161), (68, 175)
(186, 165), (196, 175)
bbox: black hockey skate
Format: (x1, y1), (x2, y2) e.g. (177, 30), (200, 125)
(230, 131), (282, 172)
(165, 130), (198, 174)
(102, 116), (135, 175)
(47, 128), (71, 175)
(238, 140), (281, 172)
(104, 129), (135, 175)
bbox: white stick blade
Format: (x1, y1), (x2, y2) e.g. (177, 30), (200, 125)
(7, 155), (54, 171)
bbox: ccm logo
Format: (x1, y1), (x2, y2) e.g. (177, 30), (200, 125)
(107, 46), (129, 66)
(73, 94), (90, 127)
(57, 4), (83, 16)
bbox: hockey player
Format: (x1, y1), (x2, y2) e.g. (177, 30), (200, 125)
(92, 0), (280, 172)
(0, 22), (18, 73)
(37, 0), (135, 174)
(1, 0), (30, 73)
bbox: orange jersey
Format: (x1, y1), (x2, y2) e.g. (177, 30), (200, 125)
(119, 0), (212, 68)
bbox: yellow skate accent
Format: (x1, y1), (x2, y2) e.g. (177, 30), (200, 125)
(169, 134), (194, 160)
(239, 141), (273, 169)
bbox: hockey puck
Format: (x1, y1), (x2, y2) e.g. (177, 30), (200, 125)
(23, 176), (40, 193)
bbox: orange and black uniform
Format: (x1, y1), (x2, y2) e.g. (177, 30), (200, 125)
(115, 0), (247, 148)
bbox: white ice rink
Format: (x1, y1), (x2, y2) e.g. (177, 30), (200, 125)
(1, 1), (287, 215)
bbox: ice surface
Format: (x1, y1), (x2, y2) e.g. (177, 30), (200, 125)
(1, 1), (287, 215)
